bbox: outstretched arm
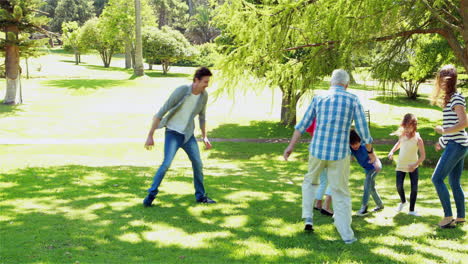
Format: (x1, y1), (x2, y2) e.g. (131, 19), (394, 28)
(283, 130), (302, 161)
(388, 140), (401, 160)
(145, 116), (161, 150)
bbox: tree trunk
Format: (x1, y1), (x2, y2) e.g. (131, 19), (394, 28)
(74, 48), (79, 65)
(100, 49), (113, 68)
(158, 4), (167, 28)
(280, 87), (302, 126)
(162, 60), (169, 74)
(134, 0), (144, 76)
(25, 58), (29, 79)
(187, 0), (195, 16)
(4, 25), (22, 105)
(149, 64), (153, 70)
(349, 71), (357, 85)
(125, 40), (132, 69)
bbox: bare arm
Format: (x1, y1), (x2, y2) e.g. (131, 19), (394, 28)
(283, 130), (302, 161)
(435, 105), (468, 134)
(145, 116), (161, 150)
(388, 140), (401, 160)
(365, 143), (377, 163)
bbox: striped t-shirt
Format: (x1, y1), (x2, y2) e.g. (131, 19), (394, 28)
(439, 92), (468, 148)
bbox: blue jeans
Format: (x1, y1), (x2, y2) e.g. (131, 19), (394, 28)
(148, 129), (205, 200)
(315, 169), (331, 200)
(431, 141), (467, 218)
(362, 169), (383, 207)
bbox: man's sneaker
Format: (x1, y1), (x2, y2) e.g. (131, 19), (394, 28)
(372, 205), (384, 212)
(304, 217), (314, 232)
(356, 205), (368, 216)
(143, 194), (155, 207)
(196, 196), (216, 204)
(395, 202), (407, 212)
(408, 211), (420, 216)
(344, 237), (358, 244)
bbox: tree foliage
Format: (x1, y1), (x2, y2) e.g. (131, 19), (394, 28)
(80, 17), (120, 67)
(185, 5), (219, 44)
(98, 0), (154, 70)
(152, 0), (189, 30)
(50, 0), (95, 32)
(372, 35), (455, 99)
(214, 0), (468, 125)
(142, 26), (195, 74)
(62, 21), (88, 64)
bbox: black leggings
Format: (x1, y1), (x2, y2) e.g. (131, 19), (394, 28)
(396, 168), (419, 211)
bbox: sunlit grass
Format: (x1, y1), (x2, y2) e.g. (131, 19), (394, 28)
(1, 142), (467, 263)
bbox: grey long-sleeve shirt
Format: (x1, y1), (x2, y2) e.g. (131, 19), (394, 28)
(155, 84), (208, 143)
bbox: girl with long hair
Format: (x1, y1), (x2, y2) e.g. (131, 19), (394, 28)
(388, 113), (426, 216)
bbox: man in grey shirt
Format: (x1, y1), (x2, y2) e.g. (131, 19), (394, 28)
(143, 67), (216, 206)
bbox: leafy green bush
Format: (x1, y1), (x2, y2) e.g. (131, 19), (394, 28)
(173, 43), (220, 67)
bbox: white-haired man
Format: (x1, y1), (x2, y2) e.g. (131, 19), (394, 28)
(283, 69), (376, 244)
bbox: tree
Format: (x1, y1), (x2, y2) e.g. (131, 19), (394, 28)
(99, 0), (155, 69)
(372, 35), (455, 99)
(185, 6), (219, 44)
(80, 17), (120, 67)
(142, 26), (195, 74)
(93, 0), (109, 16)
(1, 0), (49, 105)
(152, 0), (189, 30)
(134, 0), (144, 76)
(40, 0), (59, 19)
(62, 21), (87, 65)
(214, 0), (468, 125)
(51, 0), (95, 32)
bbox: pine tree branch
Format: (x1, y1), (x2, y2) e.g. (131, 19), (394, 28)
(421, 0), (462, 33)
(439, 7), (461, 24)
(283, 28), (447, 51)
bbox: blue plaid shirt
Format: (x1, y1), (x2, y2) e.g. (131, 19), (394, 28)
(295, 86), (373, 161)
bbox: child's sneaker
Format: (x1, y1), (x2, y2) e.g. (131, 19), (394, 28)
(395, 202), (407, 212)
(304, 217), (313, 231)
(372, 205), (384, 212)
(408, 211), (420, 216)
(356, 205), (368, 216)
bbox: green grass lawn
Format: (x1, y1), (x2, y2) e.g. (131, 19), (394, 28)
(0, 49), (467, 263)
(0, 142), (467, 264)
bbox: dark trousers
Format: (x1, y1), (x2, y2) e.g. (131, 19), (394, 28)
(396, 168), (419, 211)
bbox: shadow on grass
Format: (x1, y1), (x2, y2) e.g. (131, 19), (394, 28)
(1, 146), (465, 263)
(372, 96), (441, 111)
(42, 79), (129, 90)
(59, 60), (87, 64)
(83, 64), (134, 73)
(209, 121), (297, 139)
(145, 71), (191, 78)
(0, 103), (24, 117)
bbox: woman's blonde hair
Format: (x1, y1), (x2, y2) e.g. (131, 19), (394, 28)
(391, 113), (418, 138)
(431, 65), (457, 107)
